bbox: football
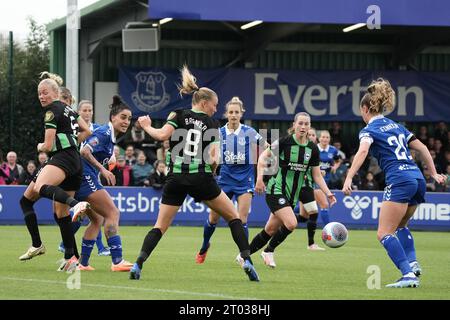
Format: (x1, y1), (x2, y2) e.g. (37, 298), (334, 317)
(322, 222), (349, 248)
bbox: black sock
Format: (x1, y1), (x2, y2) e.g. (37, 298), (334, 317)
(307, 213), (318, 246)
(20, 197), (42, 248)
(265, 225), (292, 252)
(136, 228), (163, 269)
(249, 229), (271, 254)
(39, 185), (79, 207)
(296, 215), (308, 223)
(56, 215), (75, 259)
(228, 219), (251, 262)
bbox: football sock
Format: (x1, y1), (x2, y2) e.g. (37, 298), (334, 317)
(56, 215), (76, 259)
(297, 215), (308, 223)
(293, 203), (300, 214)
(136, 228), (162, 269)
(395, 227), (417, 263)
(380, 234), (412, 275)
(307, 213), (318, 246)
(80, 238), (95, 266)
(249, 229), (271, 254)
(96, 230), (106, 252)
(200, 219), (216, 254)
(320, 208), (330, 225)
(39, 184), (79, 207)
(265, 225), (292, 253)
(20, 197), (42, 248)
(242, 223), (249, 240)
(72, 220), (82, 235)
(228, 219), (251, 262)
(107, 235), (123, 265)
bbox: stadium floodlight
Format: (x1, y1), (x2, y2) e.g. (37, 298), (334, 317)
(343, 23), (366, 32)
(159, 18), (173, 25)
(240, 20), (263, 30)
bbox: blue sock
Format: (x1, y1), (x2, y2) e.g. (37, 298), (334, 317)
(396, 227), (417, 263)
(320, 208), (330, 225)
(96, 230), (106, 252)
(293, 203), (300, 214)
(200, 220), (216, 253)
(380, 234), (412, 275)
(243, 223), (249, 240)
(80, 238), (95, 266)
(107, 235), (123, 265)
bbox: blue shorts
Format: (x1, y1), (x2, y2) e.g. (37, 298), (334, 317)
(219, 181), (254, 200)
(75, 172), (104, 201)
(383, 178), (426, 205)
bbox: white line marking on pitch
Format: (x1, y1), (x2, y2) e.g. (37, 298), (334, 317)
(0, 276), (259, 300)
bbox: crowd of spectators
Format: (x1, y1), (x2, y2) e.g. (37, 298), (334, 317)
(1, 121), (449, 192)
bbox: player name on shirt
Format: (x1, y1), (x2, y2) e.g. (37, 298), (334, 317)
(184, 118), (208, 131)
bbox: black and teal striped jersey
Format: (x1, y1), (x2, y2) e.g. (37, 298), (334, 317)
(165, 109), (220, 174)
(43, 101), (80, 155)
(266, 134), (320, 205)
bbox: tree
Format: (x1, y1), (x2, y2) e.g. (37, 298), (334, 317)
(0, 18), (49, 164)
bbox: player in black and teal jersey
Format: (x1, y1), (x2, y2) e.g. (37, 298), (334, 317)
(242, 112), (336, 268)
(19, 72), (91, 272)
(129, 65), (259, 282)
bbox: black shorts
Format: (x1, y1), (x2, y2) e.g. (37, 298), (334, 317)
(299, 187), (315, 204)
(162, 173), (222, 206)
(33, 147), (83, 191)
(265, 193), (294, 213)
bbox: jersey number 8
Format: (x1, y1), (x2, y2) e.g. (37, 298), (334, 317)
(184, 129), (201, 156)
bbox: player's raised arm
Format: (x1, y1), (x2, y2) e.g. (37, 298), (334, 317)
(138, 115), (175, 141)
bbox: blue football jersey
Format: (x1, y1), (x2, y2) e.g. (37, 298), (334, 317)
(82, 122), (115, 176)
(359, 115), (423, 184)
(217, 124), (263, 186)
(318, 145), (340, 183)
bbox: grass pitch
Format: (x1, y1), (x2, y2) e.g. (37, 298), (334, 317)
(0, 225), (449, 300)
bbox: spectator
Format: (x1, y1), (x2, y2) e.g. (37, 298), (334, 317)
(332, 140), (346, 160)
(444, 164), (450, 192)
(148, 160), (167, 189)
(427, 137), (435, 150)
(132, 152), (153, 186)
(0, 150), (8, 185)
(108, 145), (122, 171)
(423, 167), (438, 192)
(4, 151), (24, 185)
(362, 171), (379, 191)
(131, 121), (145, 150)
(157, 140), (170, 162)
(434, 122), (448, 147)
(328, 160), (348, 189)
(417, 125), (429, 145)
(429, 149), (443, 174)
(19, 160), (37, 185)
(124, 145), (137, 167)
(37, 151), (48, 170)
(109, 155), (134, 187)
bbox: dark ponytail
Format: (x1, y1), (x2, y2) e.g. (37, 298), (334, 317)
(109, 95), (131, 120)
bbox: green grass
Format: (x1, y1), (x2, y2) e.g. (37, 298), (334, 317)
(0, 226), (449, 300)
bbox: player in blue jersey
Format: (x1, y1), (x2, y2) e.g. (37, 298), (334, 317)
(343, 78), (446, 288)
(58, 100), (110, 256)
(72, 95), (134, 272)
(315, 130), (341, 225)
(195, 96), (266, 264)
